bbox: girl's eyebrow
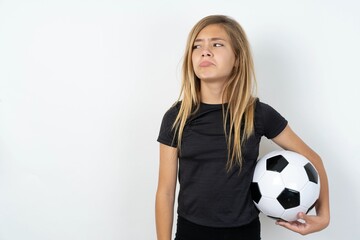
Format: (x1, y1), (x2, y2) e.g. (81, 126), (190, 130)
(194, 37), (226, 42)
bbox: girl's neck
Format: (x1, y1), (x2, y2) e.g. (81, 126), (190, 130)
(200, 80), (225, 104)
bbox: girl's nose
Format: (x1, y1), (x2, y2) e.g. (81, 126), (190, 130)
(201, 47), (213, 57)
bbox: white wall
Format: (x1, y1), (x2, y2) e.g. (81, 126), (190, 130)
(0, 0), (359, 239)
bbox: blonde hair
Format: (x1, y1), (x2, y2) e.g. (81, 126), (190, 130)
(173, 15), (257, 171)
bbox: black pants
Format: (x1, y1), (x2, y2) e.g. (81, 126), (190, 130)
(174, 216), (261, 240)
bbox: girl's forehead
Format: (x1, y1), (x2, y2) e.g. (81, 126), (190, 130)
(196, 24), (228, 39)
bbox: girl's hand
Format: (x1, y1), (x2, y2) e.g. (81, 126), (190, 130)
(276, 212), (329, 235)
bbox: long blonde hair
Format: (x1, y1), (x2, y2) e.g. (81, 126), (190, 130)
(173, 15), (257, 171)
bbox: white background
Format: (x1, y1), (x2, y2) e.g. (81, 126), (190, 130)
(0, 0), (359, 239)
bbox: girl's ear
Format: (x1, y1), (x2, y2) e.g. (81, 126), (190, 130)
(233, 57), (240, 69)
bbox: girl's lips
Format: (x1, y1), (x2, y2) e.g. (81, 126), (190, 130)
(199, 61), (214, 67)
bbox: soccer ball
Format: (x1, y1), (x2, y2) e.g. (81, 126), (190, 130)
(251, 150), (320, 222)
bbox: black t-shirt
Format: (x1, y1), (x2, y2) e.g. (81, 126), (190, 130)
(157, 99), (288, 227)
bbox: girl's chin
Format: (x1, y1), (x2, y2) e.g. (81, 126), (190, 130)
(198, 77), (228, 83)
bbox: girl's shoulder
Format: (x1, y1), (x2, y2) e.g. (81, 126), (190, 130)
(254, 98), (279, 116)
(254, 98), (288, 139)
(161, 101), (181, 121)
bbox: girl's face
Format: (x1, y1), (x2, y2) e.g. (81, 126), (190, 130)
(192, 24), (235, 84)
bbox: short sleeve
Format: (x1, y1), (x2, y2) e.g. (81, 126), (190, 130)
(255, 100), (288, 139)
(157, 103), (180, 147)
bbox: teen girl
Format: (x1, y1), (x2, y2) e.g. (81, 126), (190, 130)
(156, 15), (330, 240)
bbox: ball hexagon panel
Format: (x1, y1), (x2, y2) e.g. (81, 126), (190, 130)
(281, 205), (308, 222)
(256, 196), (284, 218)
(300, 181), (320, 208)
(283, 151), (309, 165)
(258, 171), (284, 198)
(252, 157), (267, 182)
(280, 163), (309, 191)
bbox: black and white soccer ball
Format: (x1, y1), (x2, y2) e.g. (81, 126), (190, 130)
(251, 150), (320, 222)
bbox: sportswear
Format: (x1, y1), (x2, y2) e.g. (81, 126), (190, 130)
(174, 215), (261, 240)
(157, 99), (287, 227)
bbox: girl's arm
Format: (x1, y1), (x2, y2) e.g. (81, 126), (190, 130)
(272, 125), (330, 235)
(155, 144), (178, 240)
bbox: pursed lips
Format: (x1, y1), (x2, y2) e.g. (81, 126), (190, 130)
(199, 61), (214, 67)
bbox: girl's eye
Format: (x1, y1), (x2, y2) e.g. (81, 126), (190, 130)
(192, 45), (201, 50)
(214, 43), (223, 47)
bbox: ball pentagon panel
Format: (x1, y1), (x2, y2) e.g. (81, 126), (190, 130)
(266, 155), (288, 172)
